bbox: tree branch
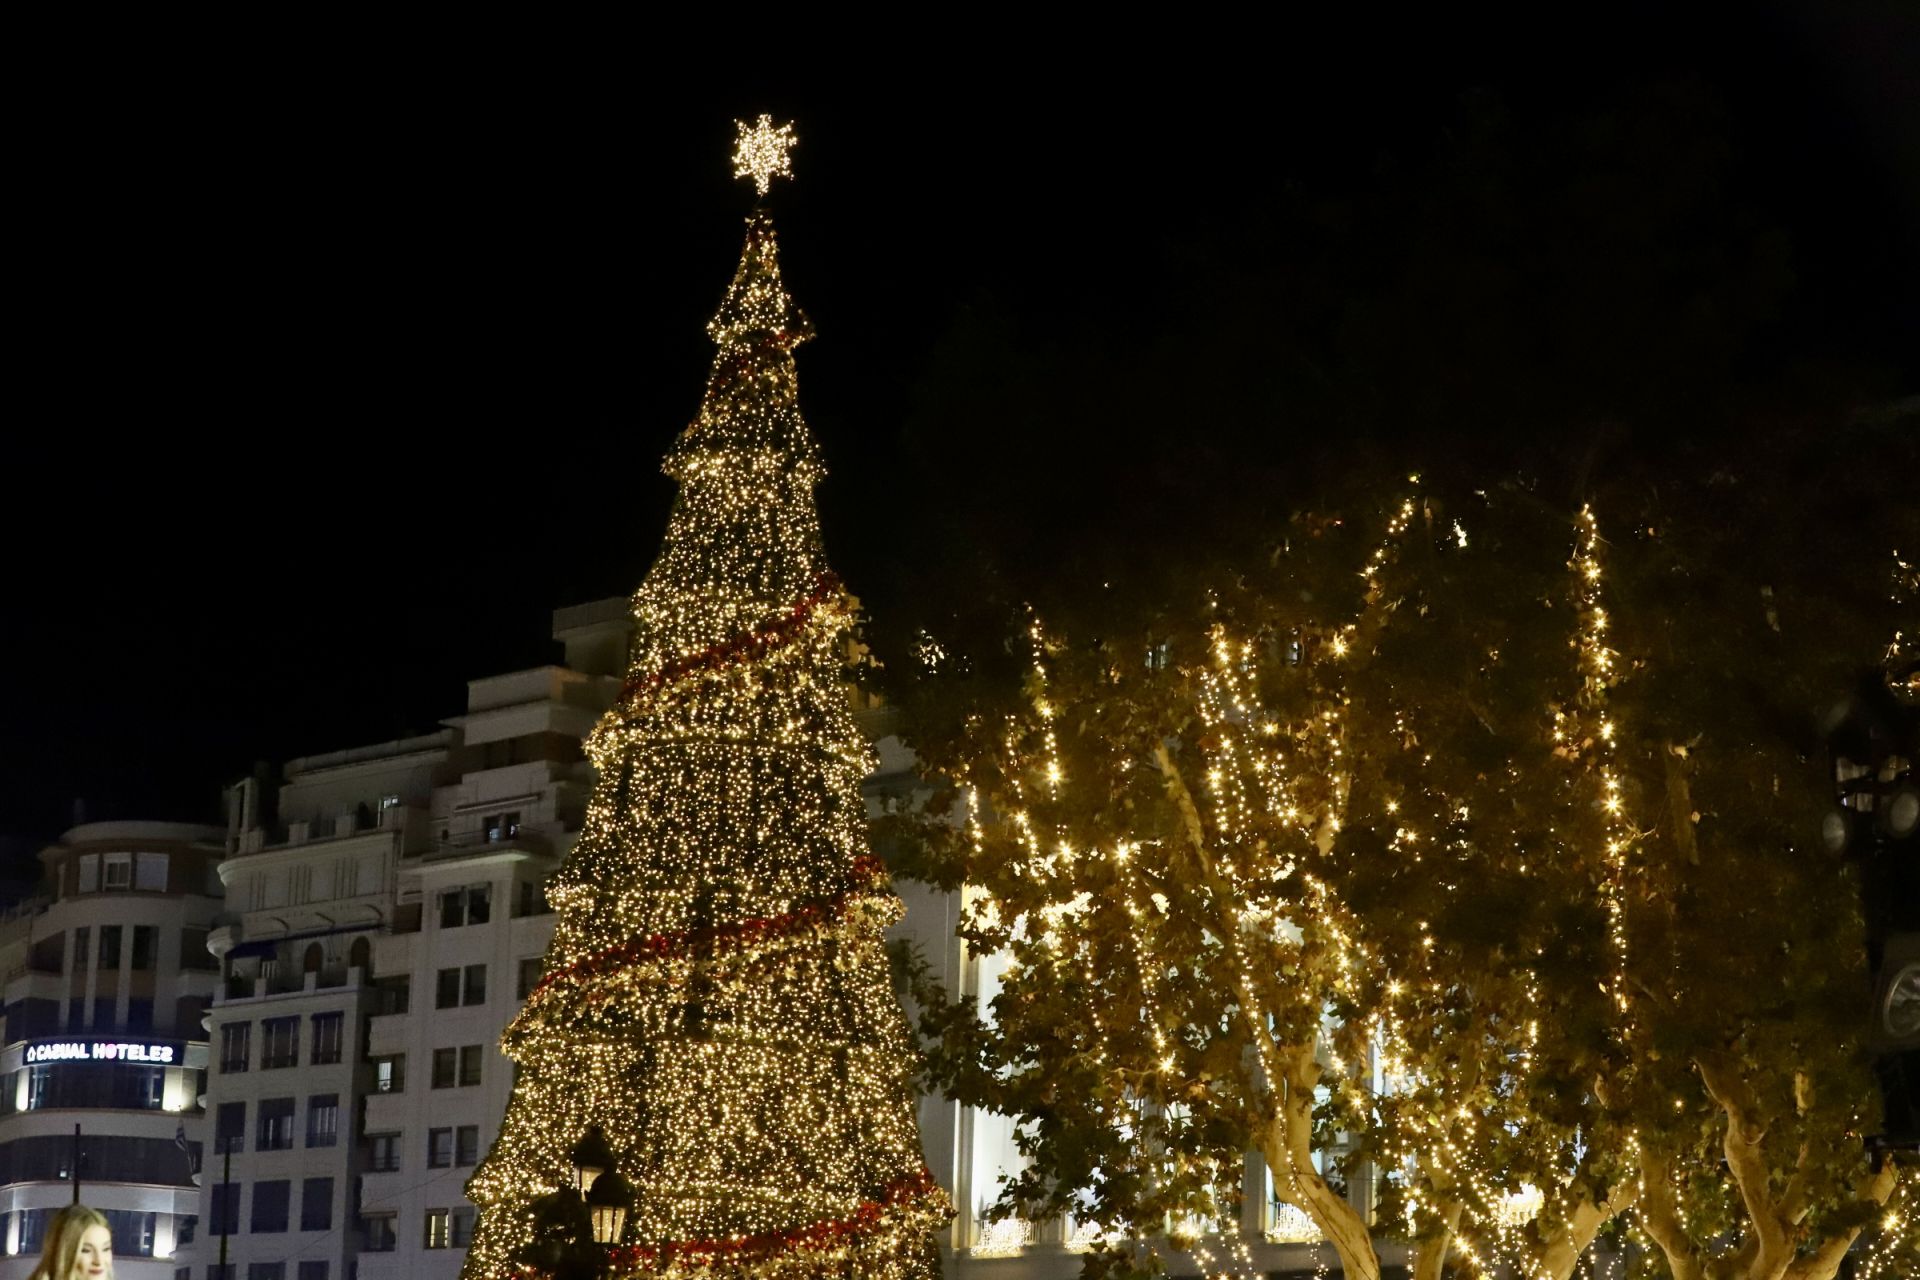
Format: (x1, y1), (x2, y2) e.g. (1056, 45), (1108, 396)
(1780, 1161), (1899, 1280)
(1639, 1149), (1705, 1280)
(1534, 1178), (1638, 1280)
(1695, 1054), (1793, 1280)
(1151, 743), (1383, 1280)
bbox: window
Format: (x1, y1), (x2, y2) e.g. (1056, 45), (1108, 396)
(27, 1064), (52, 1109)
(132, 1062), (164, 1109)
(456, 1125), (480, 1167)
(100, 1209), (158, 1257)
(250, 1180), (290, 1233)
(135, 852), (169, 891)
(516, 880), (549, 917)
(372, 1055), (404, 1094)
(220, 1022), (250, 1073)
(438, 883), (493, 928)
(78, 854), (101, 893)
(99, 925), (123, 968)
(428, 1128), (453, 1168)
(483, 812), (520, 842)
(104, 853), (133, 890)
(431, 1048), (456, 1089)
(93, 997), (114, 1029)
(379, 794), (401, 811)
(424, 1209), (450, 1250)
(361, 1214), (397, 1252)
(74, 927), (91, 971)
(451, 1207), (476, 1248)
(248, 1265), (285, 1280)
(258, 1097), (295, 1150)
(366, 1132), (400, 1172)
(301, 1177), (334, 1232)
(310, 1012), (344, 1064)
(306, 1094), (338, 1148)
(261, 1017), (298, 1069)
(177, 1215), (197, 1247)
(128, 999), (154, 1033)
(460, 1044), (483, 1086)
(216, 1101), (246, 1153)
(298, 1264), (328, 1280)
(131, 925), (158, 970)
(436, 965), (488, 1006)
(518, 957), (543, 1000)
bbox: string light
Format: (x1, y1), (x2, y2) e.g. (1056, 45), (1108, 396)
(462, 130), (948, 1280)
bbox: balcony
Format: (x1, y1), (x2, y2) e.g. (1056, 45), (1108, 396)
(232, 804), (419, 857)
(362, 1090), (411, 1133)
(216, 964), (367, 1005)
(409, 825), (555, 865)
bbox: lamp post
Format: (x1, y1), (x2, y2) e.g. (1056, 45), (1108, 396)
(585, 1167), (636, 1245)
(567, 1126), (618, 1195)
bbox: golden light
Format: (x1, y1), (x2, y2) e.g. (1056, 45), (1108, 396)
(732, 114), (797, 196)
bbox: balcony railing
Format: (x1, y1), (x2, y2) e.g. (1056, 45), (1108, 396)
(235, 805), (415, 856)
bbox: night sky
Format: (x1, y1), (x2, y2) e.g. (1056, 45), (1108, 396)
(4, 8), (1915, 880)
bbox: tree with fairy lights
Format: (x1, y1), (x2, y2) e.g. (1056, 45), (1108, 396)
(896, 479), (1633, 1280)
(891, 430), (1918, 1280)
(461, 118), (950, 1280)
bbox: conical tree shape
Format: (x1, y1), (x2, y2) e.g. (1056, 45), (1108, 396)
(463, 210), (949, 1280)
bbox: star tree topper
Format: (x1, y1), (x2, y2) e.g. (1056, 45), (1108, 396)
(732, 114), (796, 196)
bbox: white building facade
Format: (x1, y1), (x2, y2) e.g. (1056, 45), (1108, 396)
(0, 821), (225, 1280)
(183, 601), (628, 1280)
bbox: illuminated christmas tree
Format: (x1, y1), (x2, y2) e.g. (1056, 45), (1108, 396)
(462, 118), (949, 1280)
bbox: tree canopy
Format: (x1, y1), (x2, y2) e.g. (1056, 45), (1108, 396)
(883, 418), (1917, 1280)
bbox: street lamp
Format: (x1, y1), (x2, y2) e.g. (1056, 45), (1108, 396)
(568, 1125), (618, 1194)
(585, 1166), (636, 1244)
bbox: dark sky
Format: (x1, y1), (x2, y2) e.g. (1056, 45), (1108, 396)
(4, 8), (1916, 871)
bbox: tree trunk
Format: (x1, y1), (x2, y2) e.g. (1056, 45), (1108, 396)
(1410, 1197), (1462, 1280)
(1534, 1183), (1636, 1280)
(1263, 1046), (1381, 1280)
(1640, 1148), (1706, 1280)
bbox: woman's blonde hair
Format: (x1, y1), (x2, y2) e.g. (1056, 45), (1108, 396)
(28, 1205), (112, 1280)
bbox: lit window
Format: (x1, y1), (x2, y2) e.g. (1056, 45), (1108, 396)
(219, 1023), (251, 1074)
(261, 1017), (299, 1069)
(306, 1095), (338, 1148)
(257, 1098), (295, 1151)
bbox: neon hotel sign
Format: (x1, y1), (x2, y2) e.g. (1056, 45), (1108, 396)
(25, 1040), (179, 1065)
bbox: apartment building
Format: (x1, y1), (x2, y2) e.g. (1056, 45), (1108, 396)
(0, 821), (225, 1280)
(185, 600), (628, 1280)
